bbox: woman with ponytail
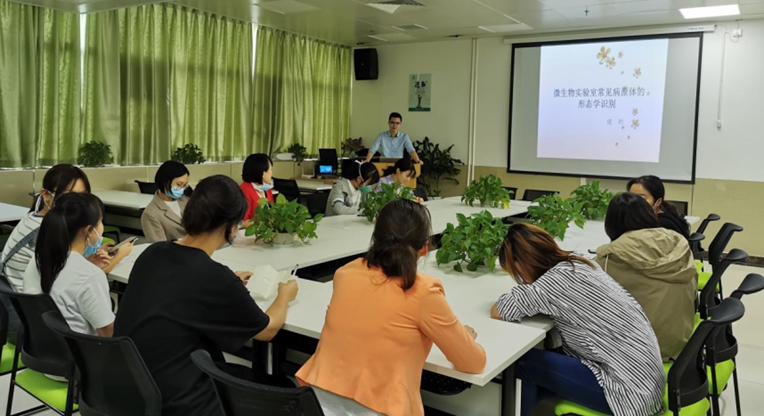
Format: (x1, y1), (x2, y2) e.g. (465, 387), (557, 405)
(324, 161), (380, 216)
(297, 199), (486, 416)
(627, 175), (690, 239)
(26, 193), (115, 337)
(373, 157), (417, 192)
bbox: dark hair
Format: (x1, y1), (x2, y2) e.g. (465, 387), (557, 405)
(626, 175), (680, 216)
(182, 175), (247, 243)
(389, 112), (403, 122)
(36, 193), (104, 294)
(31, 164), (91, 211)
(499, 223), (594, 284)
(365, 199), (431, 291)
(155, 161), (190, 195)
(242, 154), (273, 184)
(341, 161), (380, 185)
(382, 157), (417, 179)
(604, 192), (660, 241)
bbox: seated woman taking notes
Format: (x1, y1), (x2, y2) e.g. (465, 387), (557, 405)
(298, 199), (486, 416)
(240, 153), (275, 222)
(115, 175), (298, 416)
(141, 161), (191, 242)
(324, 161), (380, 216)
(26, 193), (115, 337)
(492, 223), (664, 416)
(373, 157), (417, 192)
(596, 192), (697, 362)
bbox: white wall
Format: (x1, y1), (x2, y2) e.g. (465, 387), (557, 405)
(351, 19), (764, 182)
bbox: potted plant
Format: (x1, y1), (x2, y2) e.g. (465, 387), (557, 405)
(359, 183), (416, 223)
(527, 193), (586, 241)
(245, 194), (323, 244)
(413, 137), (463, 198)
(172, 144), (206, 164)
(287, 143), (308, 165)
(78, 141), (114, 167)
(436, 210), (509, 273)
(570, 180), (614, 220)
(341, 137), (363, 159)
(462, 174), (512, 208)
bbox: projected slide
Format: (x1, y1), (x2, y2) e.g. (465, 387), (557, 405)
(536, 39), (669, 163)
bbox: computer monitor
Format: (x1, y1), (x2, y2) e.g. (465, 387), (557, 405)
(319, 148), (339, 171)
(319, 165), (333, 175)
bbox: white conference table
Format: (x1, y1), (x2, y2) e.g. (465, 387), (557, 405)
(94, 190), (154, 210)
(0, 202), (29, 223)
(295, 180), (332, 192)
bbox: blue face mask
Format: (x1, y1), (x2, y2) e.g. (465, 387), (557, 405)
(169, 186), (186, 200)
(255, 182), (274, 193)
(359, 185), (372, 194)
(83, 228), (103, 258)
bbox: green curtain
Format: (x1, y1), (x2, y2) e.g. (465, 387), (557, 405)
(253, 27), (351, 155)
(0, 1), (79, 168)
(168, 6), (254, 161)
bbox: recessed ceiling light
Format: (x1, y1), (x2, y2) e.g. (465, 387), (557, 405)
(367, 0), (425, 15)
(679, 4), (740, 19)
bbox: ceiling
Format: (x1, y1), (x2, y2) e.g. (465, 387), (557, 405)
(10, 0), (764, 45)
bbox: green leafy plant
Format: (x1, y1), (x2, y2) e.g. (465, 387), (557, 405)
(341, 137), (363, 158)
(359, 183), (416, 223)
(287, 143), (308, 165)
(78, 141), (114, 167)
(527, 193), (586, 241)
(172, 144), (206, 164)
(462, 174), (512, 208)
(413, 137), (463, 197)
(436, 210), (509, 273)
(570, 180), (614, 220)
(245, 194), (323, 243)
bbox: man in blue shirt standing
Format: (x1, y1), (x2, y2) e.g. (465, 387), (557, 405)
(364, 112), (423, 164)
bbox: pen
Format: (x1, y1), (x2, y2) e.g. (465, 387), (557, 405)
(291, 264), (300, 277)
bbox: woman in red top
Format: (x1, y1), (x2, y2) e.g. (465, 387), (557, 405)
(240, 153), (274, 222)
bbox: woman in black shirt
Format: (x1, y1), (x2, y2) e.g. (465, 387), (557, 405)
(115, 175), (298, 416)
(627, 175), (690, 239)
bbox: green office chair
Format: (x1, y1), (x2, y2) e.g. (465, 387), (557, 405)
(102, 226), (122, 243)
(555, 298), (745, 416)
(697, 223), (743, 294)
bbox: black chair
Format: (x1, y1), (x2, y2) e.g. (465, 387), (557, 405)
(522, 189), (557, 202)
(273, 178), (301, 202)
(699, 223), (744, 295)
(705, 273), (764, 416)
(41, 311), (162, 416)
(698, 248), (748, 319)
(667, 200), (689, 217)
(134, 181), (157, 195)
(0, 282), (75, 416)
(502, 187), (518, 200)
(0, 287), (10, 376)
(688, 233), (706, 260)
(693, 213), (720, 256)
(190, 350), (325, 416)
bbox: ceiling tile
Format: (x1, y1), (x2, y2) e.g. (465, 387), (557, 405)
(670, 0), (743, 7)
(474, 0), (551, 14)
(555, 4), (624, 19)
(741, 2), (764, 13)
(509, 9), (570, 27)
(254, 0), (319, 14)
(615, 0), (676, 13)
(540, 0), (635, 7)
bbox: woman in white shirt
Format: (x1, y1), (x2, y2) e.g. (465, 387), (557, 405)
(373, 157), (417, 193)
(27, 192), (115, 337)
(324, 161), (380, 217)
(141, 161), (191, 242)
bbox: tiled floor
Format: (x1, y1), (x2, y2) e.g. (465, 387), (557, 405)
(2, 265), (764, 415)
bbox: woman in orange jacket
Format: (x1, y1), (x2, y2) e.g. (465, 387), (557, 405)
(296, 199), (486, 416)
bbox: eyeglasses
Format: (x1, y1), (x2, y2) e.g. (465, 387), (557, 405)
(389, 121), (401, 126)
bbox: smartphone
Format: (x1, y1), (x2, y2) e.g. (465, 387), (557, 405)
(588, 249), (597, 254)
(107, 236), (139, 256)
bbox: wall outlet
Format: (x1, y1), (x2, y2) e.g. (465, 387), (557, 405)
(732, 29), (743, 39)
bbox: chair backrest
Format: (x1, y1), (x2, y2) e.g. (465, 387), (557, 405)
(688, 233), (706, 258)
(699, 248), (748, 319)
(667, 200), (689, 217)
(0, 286), (7, 347)
(696, 213), (720, 235)
(0, 284), (73, 377)
(502, 187), (518, 200)
(667, 298), (744, 413)
(522, 189), (557, 202)
(134, 180), (158, 195)
(708, 222), (743, 269)
(730, 273), (764, 300)
(191, 350), (325, 416)
(273, 178), (301, 202)
(42, 311), (162, 416)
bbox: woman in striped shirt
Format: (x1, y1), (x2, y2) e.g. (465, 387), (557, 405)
(491, 223), (664, 416)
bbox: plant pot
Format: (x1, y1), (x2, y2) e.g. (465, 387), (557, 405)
(272, 233), (295, 245)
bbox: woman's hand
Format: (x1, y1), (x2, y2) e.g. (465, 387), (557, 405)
(235, 271), (253, 285)
(464, 325), (478, 340)
(87, 251), (112, 270)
